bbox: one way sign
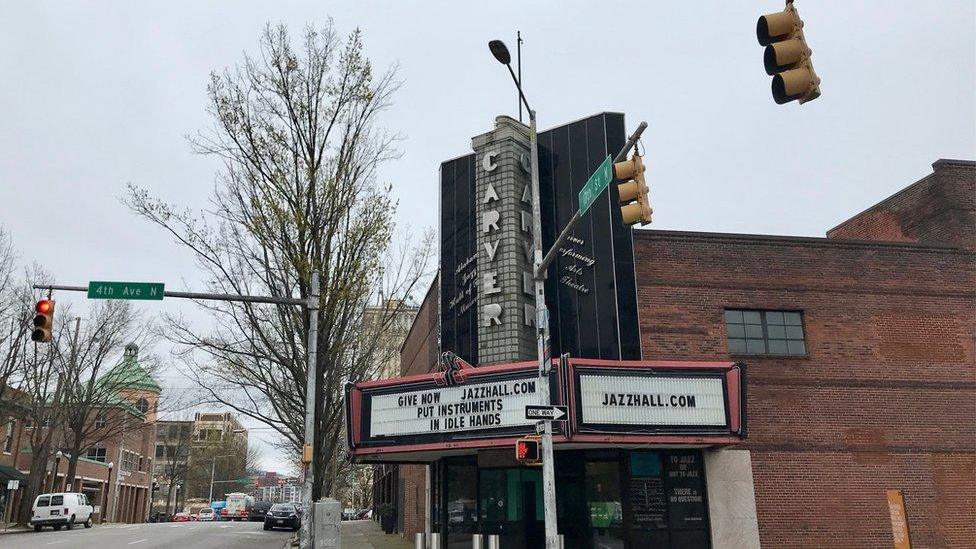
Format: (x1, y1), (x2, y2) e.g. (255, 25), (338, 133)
(525, 405), (568, 421)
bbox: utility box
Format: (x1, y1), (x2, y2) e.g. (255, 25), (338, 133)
(313, 498), (341, 549)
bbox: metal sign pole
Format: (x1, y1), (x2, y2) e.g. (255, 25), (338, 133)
(526, 109), (559, 549)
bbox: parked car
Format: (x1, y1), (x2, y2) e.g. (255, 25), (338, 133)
(263, 503), (300, 531)
(355, 509), (371, 520)
(249, 501), (273, 522)
(172, 512), (192, 522)
(342, 507), (357, 521)
(197, 508), (216, 521)
(30, 492), (94, 532)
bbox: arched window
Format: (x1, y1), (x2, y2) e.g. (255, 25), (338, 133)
(136, 398), (149, 414)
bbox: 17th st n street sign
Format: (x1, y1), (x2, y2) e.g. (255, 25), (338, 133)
(87, 281), (164, 301)
(576, 155), (614, 215)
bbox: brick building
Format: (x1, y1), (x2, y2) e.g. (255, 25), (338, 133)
(3, 343), (161, 525)
(367, 157), (974, 548)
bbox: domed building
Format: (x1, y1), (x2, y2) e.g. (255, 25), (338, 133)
(12, 342), (163, 525)
(92, 343), (161, 523)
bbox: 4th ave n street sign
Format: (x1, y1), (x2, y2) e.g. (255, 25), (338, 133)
(577, 155), (614, 215)
(88, 281), (164, 301)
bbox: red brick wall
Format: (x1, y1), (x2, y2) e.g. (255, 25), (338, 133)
(828, 159), (975, 251)
(400, 276), (439, 378)
(634, 229), (976, 548)
(400, 465), (426, 539)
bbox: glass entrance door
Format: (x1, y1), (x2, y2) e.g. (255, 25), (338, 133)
(479, 468), (544, 549)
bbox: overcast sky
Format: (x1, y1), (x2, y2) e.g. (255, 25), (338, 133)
(1, 1), (973, 472)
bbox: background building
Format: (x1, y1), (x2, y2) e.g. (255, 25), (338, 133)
(152, 419), (193, 515)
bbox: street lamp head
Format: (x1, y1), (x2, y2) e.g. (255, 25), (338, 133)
(56, 450), (63, 458)
(489, 40), (512, 65)
(108, 461), (114, 469)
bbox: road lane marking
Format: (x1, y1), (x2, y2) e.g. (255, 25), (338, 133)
(128, 539), (147, 545)
(169, 524), (184, 527)
(46, 540), (69, 545)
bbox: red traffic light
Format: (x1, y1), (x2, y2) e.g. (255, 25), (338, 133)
(31, 299), (55, 343)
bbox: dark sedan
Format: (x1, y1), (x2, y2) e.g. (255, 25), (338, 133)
(263, 503), (300, 531)
(249, 501), (273, 522)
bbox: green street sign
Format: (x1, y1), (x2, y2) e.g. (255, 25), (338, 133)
(87, 281), (165, 301)
(577, 155), (614, 215)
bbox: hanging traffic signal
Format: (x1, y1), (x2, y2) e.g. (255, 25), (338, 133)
(515, 436), (541, 464)
(613, 153), (652, 226)
(31, 299), (55, 343)
(757, 1), (820, 104)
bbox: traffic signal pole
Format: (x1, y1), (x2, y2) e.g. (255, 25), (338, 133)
(34, 276), (322, 548)
(300, 273), (319, 549)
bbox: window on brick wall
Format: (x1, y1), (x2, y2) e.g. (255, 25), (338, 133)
(3, 420), (14, 453)
(87, 447), (107, 462)
(725, 309), (806, 356)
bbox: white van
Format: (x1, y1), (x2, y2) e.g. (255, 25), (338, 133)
(31, 492), (94, 531)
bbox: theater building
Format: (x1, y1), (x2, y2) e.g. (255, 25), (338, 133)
(350, 112), (974, 549)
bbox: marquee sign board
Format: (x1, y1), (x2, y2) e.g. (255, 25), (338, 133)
(370, 377), (540, 438)
(347, 361), (564, 453)
(568, 359), (745, 437)
(578, 375), (727, 427)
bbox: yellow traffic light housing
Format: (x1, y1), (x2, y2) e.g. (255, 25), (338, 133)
(31, 299), (55, 343)
(757, 1), (820, 104)
(613, 153), (652, 226)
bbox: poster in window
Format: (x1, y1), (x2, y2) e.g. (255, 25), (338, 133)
(629, 452), (667, 529)
(665, 451), (707, 530)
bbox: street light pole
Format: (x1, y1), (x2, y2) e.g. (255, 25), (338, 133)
(105, 461), (114, 524)
(488, 39), (559, 549)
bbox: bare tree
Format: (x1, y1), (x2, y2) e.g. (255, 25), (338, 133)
(124, 22), (433, 501)
(11, 288), (69, 526)
(58, 300), (155, 489)
(157, 419), (194, 515)
(0, 230), (32, 418)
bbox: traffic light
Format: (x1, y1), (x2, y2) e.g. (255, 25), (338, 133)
(757, 2), (820, 104)
(31, 299), (55, 343)
(515, 437), (541, 464)
(613, 153), (652, 226)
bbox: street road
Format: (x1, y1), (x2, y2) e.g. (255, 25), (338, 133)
(0, 520), (293, 549)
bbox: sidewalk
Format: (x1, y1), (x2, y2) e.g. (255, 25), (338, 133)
(341, 520), (413, 549)
(0, 523), (29, 535)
